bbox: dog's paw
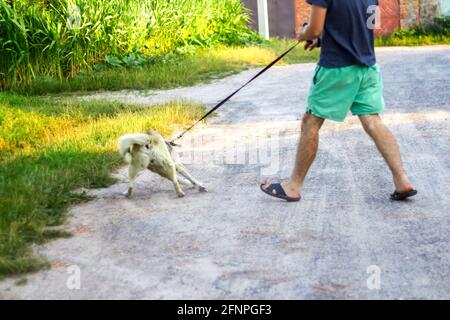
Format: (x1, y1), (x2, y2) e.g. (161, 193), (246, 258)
(123, 188), (134, 198)
(177, 191), (185, 198)
(198, 185), (207, 192)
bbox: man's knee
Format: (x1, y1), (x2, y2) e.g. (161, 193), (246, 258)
(359, 114), (383, 135)
(301, 113), (324, 134)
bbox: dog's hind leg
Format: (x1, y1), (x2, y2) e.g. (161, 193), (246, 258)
(175, 164), (207, 192)
(124, 165), (138, 198)
(177, 176), (192, 186)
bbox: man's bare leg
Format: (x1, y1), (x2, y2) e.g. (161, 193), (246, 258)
(359, 114), (414, 192)
(262, 113), (324, 198)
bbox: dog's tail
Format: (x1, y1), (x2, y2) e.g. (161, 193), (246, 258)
(118, 134), (151, 163)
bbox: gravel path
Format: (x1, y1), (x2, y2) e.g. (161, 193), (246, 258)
(1, 46), (449, 299)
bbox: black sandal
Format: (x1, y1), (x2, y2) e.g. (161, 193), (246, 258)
(390, 189), (418, 201)
(260, 183), (301, 202)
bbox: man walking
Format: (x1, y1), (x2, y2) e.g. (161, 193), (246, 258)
(261, 0), (417, 202)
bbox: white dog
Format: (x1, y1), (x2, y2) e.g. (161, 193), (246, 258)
(118, 130), (206, 198)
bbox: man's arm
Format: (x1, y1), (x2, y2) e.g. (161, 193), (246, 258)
(298, 4), (327, 41)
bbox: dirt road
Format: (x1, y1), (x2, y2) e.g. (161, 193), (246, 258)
(1, 46), (449, 299)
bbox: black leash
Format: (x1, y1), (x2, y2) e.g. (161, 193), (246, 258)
(169, 40), (302, 146)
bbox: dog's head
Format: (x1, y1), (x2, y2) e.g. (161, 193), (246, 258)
(144, 129), (180, 150)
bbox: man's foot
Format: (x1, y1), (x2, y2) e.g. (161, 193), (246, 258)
(393, 175), (414, 194)
(391, 177), (417, 200)
(391, 189), (418, 201)
(260, 179), (301, 202)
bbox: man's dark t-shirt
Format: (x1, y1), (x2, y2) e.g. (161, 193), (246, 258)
(306, 0), (378, 68)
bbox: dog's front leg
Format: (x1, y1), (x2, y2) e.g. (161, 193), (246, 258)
(175, 163), (207, 192)
(124, 165), (138, 198)
(168, 165), (185, 198)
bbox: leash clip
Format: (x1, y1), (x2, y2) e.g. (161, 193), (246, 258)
(169, 141), (181, 147)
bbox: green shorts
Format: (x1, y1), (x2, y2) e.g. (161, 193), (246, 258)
(307, 64), (385, 122)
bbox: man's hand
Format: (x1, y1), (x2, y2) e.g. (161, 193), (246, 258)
(304, 38), (320, 51)
(299, 23), (320, 51)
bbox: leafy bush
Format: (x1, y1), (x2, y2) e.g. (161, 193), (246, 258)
(413, 17), (450, 36)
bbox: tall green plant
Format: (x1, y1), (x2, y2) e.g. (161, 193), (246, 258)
(0, 0), (259, 88)
(0, 2), (32, 86)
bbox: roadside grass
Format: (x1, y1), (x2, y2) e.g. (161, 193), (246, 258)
(375, 34), (450, 46)
(7, 40), (320, 95)
(0, 93), (205, 276)
(262, 39), (321, 64)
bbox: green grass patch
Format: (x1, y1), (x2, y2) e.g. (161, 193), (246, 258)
(0, 93), (205, 276)
(375, 33), (450, 46)
(263, 39), (321, 64)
